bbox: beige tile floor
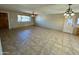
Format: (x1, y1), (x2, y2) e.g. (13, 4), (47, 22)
(0, 26), (79, 55)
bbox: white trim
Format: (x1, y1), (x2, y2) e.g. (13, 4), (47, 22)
(0, 38), (3, 55)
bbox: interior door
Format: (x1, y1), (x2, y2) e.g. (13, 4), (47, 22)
(63, 16), (74, 34)
(0, 13), (9, 29)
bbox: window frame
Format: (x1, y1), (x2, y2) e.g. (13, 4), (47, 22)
(17, 15), (31, 23)
(77, 18), (79, 24)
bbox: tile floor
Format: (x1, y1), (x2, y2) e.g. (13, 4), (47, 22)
(0, 26), (79, 55)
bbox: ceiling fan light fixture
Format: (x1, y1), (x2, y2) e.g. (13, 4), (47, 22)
(31, 11), (38, 17)
(66, 14), (69, 16)
(31, 14), (35, 17)
(64, 12), (67, 16)
(71, 13), (75, 16)
(64, 4), (75, 16)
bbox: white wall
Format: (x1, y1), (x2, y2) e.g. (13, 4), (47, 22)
(35, 14), (65, 31)
(0, 10), (34, 29)
(75, 13), (79, 27)
(8, 11), (34, 29)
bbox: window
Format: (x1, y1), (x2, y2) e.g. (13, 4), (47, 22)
(17, 15), (31, 22)
(77, 18), (79, 24)
(67, 18), (73, 25)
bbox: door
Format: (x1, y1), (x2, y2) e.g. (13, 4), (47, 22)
(0, 13), (9, 29)
(63, 16), (74, 34)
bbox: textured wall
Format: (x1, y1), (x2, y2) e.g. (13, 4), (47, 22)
(35, 14), (65, 31)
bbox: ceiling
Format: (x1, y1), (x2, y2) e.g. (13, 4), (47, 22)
(0, 4), (79, 14)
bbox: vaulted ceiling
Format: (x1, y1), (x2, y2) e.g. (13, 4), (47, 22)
(0, 4), (79, 14)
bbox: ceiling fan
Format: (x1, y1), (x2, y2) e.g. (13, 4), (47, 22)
(64, 4), (75, 16)
(31, 11), (38, 17)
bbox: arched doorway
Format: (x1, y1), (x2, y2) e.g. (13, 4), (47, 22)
(63, 16), (75, 34)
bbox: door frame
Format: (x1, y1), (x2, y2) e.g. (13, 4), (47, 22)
(0, 12), (9, 29)
(63, 16), (74, 34)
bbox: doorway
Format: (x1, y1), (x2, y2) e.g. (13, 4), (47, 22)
(63, 16), (74, 34)
(0, 13), (9, 29)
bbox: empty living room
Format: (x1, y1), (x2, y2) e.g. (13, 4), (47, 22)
(0, 4), (79, 55)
